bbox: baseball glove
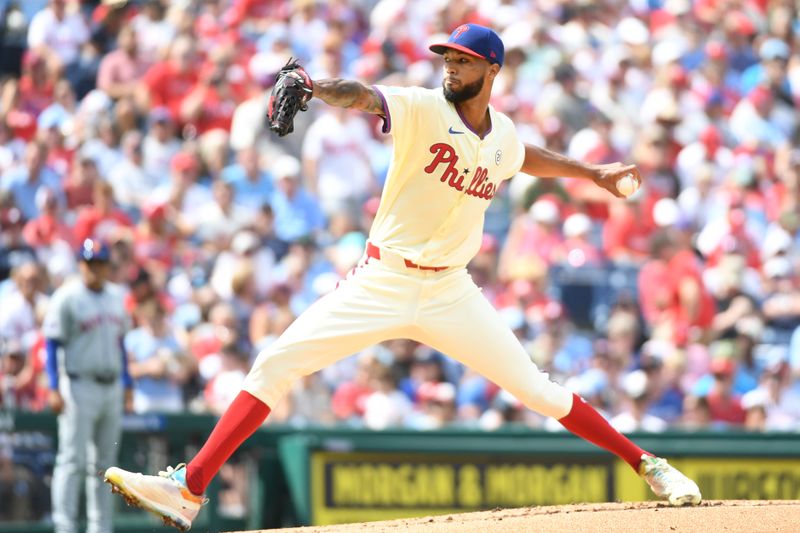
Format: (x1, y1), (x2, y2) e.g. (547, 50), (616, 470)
(267, 58), (313, 137)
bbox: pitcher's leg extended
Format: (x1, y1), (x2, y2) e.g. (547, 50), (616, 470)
(416, 275), (701, 506)
(105, 263), (412, 529)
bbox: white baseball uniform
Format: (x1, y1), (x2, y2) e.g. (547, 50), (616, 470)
(243, 86), (573, 419)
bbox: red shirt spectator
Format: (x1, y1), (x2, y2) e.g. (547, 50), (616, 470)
(180, 52), (241, 134)
(73, 181), (133, 244)
(133, 202), (178, 272)
(603, 201), (654, 262)
(666, 248), (716, 338)
(22, 187), (74, 248)
(141, 35), (199, 119)
(706, 359), (746, 424)
(1, 79), (38, 142)
(64, 156), (101, 210)
(18, 51), (54, 116)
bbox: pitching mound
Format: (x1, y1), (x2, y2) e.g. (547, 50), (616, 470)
(236, 500), (800, 533)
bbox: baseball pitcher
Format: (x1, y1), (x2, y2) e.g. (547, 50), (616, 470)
(105, 24), (700, 531)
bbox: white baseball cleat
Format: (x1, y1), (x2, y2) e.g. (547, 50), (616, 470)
(639, 454), (702, 506)
(104, 463), (206, 531)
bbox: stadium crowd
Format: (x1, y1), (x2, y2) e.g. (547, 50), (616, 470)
(0, 0), (799, 435)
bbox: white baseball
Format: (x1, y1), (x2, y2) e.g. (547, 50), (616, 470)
(616, 174), (638, 197)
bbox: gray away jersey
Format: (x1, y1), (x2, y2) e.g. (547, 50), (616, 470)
(43, 279), (130, 377)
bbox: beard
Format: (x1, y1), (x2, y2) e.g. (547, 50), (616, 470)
(443, 77), (485, 103)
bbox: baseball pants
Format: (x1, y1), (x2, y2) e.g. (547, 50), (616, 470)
(52, 378), (123, 533)
(243, 247), (573, 418)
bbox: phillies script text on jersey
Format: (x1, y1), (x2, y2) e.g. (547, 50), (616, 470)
(424, 143), (496, 200)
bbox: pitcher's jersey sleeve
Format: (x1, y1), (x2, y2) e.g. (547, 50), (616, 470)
(499, 113), (526, 179)
(373, 85), (440, 141)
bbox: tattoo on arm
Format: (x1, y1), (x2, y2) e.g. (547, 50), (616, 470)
(313, 78), (385, 115)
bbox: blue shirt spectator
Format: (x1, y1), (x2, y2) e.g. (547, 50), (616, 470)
(269, 155), (325, 242)
(1, 143), (63, 220)
(691, 366), (758, 398)
(124, 302), (188, 414)
(222, 147), (274, 211)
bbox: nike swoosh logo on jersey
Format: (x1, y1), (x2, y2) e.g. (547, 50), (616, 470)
(448, 127), (464, 135)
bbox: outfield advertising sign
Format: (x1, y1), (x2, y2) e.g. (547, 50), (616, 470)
(311, 452), (800, 525)
(310, 452), (614, 525)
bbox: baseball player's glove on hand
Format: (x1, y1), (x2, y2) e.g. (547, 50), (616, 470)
(267, 58), (313, 137)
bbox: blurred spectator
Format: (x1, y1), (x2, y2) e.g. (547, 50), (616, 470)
(638, 229), (715, 346)
(681, 394), (712, 430)
(0, 261), (47, 348)
(73, 179), (133, 244)
(26, 0), (89, 80)
(210, 229), (275, 301)
(222, 146), (274, 211)
(287, 373), (335, 426)
(96, 23), (147, 101)
(761, 256), (800, 335)
(132, 201), (178, 274)
(203, 342), (249, 416)
(249, 282), (295, 352)
(704, 356), (746, 426)
(140, 34), (198, 121)
(22, 186), (74, 252)
(499, 196), (563, 278)
(331, 352), (376, 424)
(130, 0), (174, 65)
(406, 381), (457, 430)
(602, 197), (653, 262)
(182, 180), (255, 249)
(152, 152), (212, 219)
(0, 338), (40, 410)
(1, 141), (63, 220)
(363, 363), (411, 430)
(179, 47), (240, 136)
(126, 299), (193, 413)
(1, 76), (39, 143)
(18, 50), (54, 116)
(610, 370), (668, 433)
(729, 85), (790, 149)
(269, 154), (325, 242)
(301, 108), (376, 216)
(142, 106), (181, 179)
(108, 130), (158, 217)
(561, 212), (602, 267)
(36, 78), (76, 141)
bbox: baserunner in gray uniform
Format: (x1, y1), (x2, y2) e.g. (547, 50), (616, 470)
(43, 239), (132, 533)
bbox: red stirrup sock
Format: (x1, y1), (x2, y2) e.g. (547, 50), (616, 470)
(558, 393), (651, 471)
(185, 390), (271, 495)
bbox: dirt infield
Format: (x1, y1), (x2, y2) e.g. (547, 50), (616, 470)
(237, 500), (800, 533)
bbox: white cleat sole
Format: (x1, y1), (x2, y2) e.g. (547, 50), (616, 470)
(104, 467), (192, 532)
(668, 492), (702, 506)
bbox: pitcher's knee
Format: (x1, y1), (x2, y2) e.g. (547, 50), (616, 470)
(243, 348), (305, 408)
(512, 376), (572, 419)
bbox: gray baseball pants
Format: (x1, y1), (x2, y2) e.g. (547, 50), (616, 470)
(52, 377), (123, 533)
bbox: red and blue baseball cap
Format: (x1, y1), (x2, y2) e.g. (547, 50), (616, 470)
(429, 24), (504, 67)
(77, 238), (110, 263)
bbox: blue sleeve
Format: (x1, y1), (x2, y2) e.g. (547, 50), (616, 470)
(120, 337), (133, 390)
(45, 338), (61, 391)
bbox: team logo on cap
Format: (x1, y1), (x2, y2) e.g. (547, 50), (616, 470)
(452, 25), (469, 39)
